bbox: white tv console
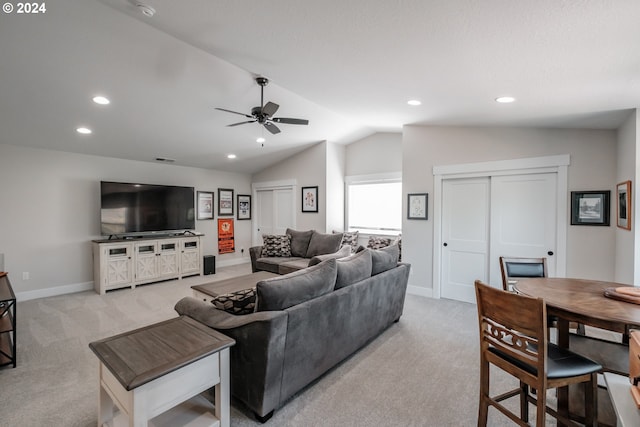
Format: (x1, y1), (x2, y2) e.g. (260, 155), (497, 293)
(92, 234), (203, 295)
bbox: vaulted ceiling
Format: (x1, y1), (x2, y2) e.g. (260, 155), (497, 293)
(1, 0), (638, 173)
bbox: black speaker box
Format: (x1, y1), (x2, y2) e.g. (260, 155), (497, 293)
(203, 255), (215, 275)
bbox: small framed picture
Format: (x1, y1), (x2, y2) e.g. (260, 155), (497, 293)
(197, 191), (214, 220)
(302, 186), (318, 213)
(218, 188), (234, 216)
(237, 194), (251, 220)
(570, 191), (610, 226)
(617, 181), (632, 230)
(407, 193), (428, 220)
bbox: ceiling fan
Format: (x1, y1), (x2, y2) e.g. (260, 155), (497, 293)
(216, 77), (309, 135)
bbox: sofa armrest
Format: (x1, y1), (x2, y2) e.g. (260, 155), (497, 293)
(174, 297), (288, 417)
(249, 246), (263, 273)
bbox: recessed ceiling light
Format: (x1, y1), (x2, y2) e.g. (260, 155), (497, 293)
(256, 137), (266, 143)
(407, 100), (422, 106)
(136, 3), (155, 17)
(227, 154), (237, 159)
(495, 96), (516, 103)
(76, 127), (92, 134)
(92, 96), (110, 105)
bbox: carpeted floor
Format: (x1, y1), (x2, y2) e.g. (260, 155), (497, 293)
(0, 264), (560, 426)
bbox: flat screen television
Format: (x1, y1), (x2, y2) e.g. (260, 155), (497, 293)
(100, 181), (195, 236)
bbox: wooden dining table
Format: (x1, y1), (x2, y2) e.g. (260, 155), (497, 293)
(514, 277), (640, 427)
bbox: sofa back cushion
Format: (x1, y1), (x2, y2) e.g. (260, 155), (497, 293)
(286, 228), (314, 257)
(256, 259), (337, 311)
(308, 244), (351, 267)
(335, 249), (372, 289)
(262, 234), (292, 257)
(306, 231), (343, 258)
(370, 244), (400, 275)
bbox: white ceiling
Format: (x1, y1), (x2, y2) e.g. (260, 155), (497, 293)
(1, 0), (639, 173)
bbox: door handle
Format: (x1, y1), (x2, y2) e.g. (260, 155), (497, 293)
(547, 251), (554, 256)
(443, 242), (448, 247)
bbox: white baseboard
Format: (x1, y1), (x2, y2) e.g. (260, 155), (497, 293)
(216, 257), (251, 268)
(16, 281), (94, 302)
(407, 284), (433, 298)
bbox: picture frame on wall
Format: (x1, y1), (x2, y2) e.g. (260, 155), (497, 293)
(237, 194), (251, 220)
(407, 193), (428, 220)
(301, 186), (318, 213)
(570, 190), (610, 226)
(196, 191), (214, 220)
(617, 180), (632, 230)
(218, 188), (234, 216)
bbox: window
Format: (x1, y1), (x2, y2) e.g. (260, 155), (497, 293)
(346, 173), (402, 235)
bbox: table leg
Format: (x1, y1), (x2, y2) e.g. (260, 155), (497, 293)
(216, 348), (231, 427)
(98, 364), (113, 427)
(556, 318), (570, 427)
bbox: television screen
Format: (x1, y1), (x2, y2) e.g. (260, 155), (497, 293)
(100, 181), (195, 236)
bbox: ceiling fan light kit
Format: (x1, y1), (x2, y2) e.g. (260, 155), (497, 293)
(216, 77), (309, 135)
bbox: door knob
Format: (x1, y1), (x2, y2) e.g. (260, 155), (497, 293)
(443, 242), (448, 247)
(547, 251), (554, 256)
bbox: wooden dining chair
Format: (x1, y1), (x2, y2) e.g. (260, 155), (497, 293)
(474, 280), (601, 427)
(499, 256), (547, 291)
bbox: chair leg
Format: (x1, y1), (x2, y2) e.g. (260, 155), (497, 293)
(477, 360), (489, 427)
(584, 373), (598, 427)
(536, 386), (546, 427)
(519, 381), (529, 422)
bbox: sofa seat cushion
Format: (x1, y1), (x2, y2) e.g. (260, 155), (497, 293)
(211, 288), (257, 315)
(256, 259), (338, 311)
(286, 228), (314, 257)
(306, 231), (343, 258)
(262, 234), (292, 257)
(335, 249), (372, 289)
(256, 256), (306, 274)
(278, 258), (311, 275)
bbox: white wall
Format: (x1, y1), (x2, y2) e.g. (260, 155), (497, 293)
(252, 142), (328, 232)
(402, 125), (619, 294)
(616, 110), (639, 283)
(326, 142), (346, 232)
(0, 144), (253, 300)
(345, 132), (402, 176)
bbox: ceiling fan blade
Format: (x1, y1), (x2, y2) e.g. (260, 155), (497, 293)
(227, 120), (256, 127)
(215, 107), (253, 118)
(264, 122), (281, 134)
(262, 102), (279, 117)
(273, 117), (309, 125)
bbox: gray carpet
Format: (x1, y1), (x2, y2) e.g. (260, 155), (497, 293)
(0, 264), (556, 426)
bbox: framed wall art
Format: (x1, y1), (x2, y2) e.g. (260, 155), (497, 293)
(196, 191), (214, 220)
(302, 186), (318, 213)
(237, 194), (251, 220)
(570, 190), (610, 226)
(407, 193), (428, 220)
(617, 180), (632, 230)
(218, 188), (234, 216)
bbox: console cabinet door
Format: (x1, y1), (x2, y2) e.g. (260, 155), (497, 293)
(104, 244), (133, 288)
(181, 238), (201, 276)
(157, 240), (179, 279)
(135, 242), (157, 282)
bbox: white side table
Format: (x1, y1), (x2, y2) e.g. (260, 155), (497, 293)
(90, 316), (235, 427)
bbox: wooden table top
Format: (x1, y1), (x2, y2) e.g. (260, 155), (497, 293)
(192, 271), (277, 297)
(89, 316), (235, 390)
(515, 278), (640, 333)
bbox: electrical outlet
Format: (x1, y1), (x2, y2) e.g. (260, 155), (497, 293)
(22, 271), (30, 280)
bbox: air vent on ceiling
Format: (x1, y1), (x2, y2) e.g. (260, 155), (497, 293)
(155, 157), (175, 163)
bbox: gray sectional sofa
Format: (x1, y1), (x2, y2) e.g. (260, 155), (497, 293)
(250, 228), (349, 275)
(175, 244), (409, 421)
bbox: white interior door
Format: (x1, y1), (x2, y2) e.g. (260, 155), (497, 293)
(255, 188), (294, 245)
(489, 173), (557, 287)
(441, 177), (490, 304)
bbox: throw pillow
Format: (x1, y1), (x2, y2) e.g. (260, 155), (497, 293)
(334, 230), (359, 253)
(335, 249), (372, 289)
(370, 244), (400, 275)
(262, 234), (292, 257)
(394, 234), (402, 262)
(211, 288), (256, 315)
(306, 231), (343, 258)
(367, 235), (392, 250)
(308, 244), (351, 266)
(286, 228), (314, 257)
(256, 259), (337, 311)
